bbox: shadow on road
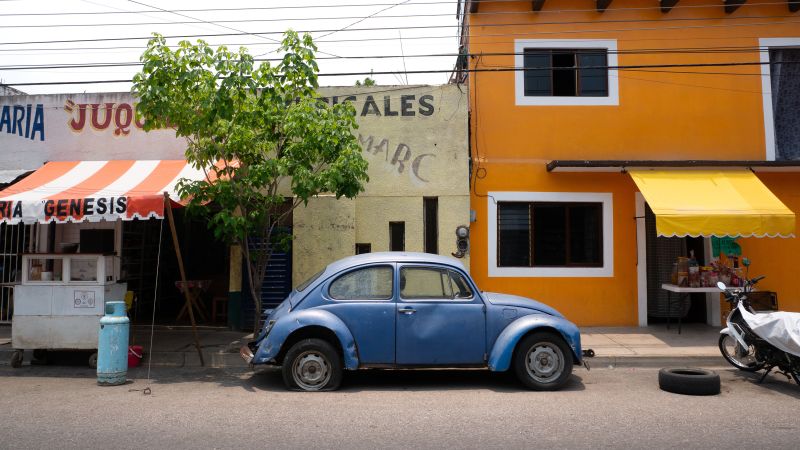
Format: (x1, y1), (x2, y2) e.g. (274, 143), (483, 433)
(726, 369), (800, 399)
(1, 357), (588, 394)
(242, 367), (587, 393)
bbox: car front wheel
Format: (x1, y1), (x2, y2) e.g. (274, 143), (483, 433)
(513, 331), (573, 391)
(282, 338), (343, 391)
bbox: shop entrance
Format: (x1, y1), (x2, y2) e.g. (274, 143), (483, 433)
(121, 210), (229, 327)
(643, 203), (708, 325)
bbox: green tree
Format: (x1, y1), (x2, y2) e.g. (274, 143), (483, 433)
(133, 31), (369, 332)
(355, 77), (376, 86)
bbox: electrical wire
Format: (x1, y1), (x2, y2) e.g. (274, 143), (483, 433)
(0, 0), (796, 17)
(3, 14), (800, 46)
(3, 45), (798, 71)
(2, 12), (798, 29)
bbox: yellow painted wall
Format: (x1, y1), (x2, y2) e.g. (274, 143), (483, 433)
(468, 0), (800, 324)
(292, 85), (469, 285)
(739, 174), (800, 313)
(292, 197), (356, 285)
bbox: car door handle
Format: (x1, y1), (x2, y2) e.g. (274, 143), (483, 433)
(398, 307), (416, 315)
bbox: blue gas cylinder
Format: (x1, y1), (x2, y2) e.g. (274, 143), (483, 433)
(97, 301), (130, 386)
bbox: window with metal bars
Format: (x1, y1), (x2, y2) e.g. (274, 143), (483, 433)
(497, 202), (603, 267)
(523, 49), (609, 97)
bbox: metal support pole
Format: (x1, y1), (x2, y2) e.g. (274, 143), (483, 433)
(163, 193), (205, 367)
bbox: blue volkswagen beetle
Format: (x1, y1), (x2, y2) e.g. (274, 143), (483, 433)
(241, 252), (583, 391)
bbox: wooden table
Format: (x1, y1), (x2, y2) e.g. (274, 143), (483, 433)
(175, 280), (212, 323)
(661, 284), (735, 334)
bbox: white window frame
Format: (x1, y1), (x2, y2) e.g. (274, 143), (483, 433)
(488, 192), (614, 277)
(759, 38), (800, 161)
(514, 39), (619, 106)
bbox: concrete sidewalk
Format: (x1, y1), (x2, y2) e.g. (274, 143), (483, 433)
(1, 323), (725, 369)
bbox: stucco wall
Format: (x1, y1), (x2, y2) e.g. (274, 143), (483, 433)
(292, 84), (469, 285)
(293, 197), (356, 285)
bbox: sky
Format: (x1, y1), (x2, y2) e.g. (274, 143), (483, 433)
(0, 0), (462, 94)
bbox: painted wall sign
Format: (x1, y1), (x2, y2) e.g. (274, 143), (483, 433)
(0, 85), (467, 197)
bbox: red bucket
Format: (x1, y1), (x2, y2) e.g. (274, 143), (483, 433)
(128, 345), (144, 368)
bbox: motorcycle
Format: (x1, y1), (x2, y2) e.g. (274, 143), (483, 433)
(718, 276), (800, 385)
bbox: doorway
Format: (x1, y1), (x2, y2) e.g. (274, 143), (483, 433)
(642, 203), (708, 325)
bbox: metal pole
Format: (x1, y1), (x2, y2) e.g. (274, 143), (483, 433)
(163, 193), (205, 367)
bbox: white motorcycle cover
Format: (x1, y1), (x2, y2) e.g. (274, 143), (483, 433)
(741, 307), (800, 357)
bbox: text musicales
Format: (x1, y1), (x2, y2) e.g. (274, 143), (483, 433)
(317, 94), (434, 117)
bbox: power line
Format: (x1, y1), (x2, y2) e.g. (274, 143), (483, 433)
(5, 60), (796, 87)
(3, 46), (799, 71)
(1, 12), (797, 29)
(2, 15), (800, 46)
(0, 0), (796, 17)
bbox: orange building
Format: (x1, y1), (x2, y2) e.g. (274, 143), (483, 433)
(457, 0), (800, 326)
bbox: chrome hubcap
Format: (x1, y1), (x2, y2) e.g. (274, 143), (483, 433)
(526, 342), (565, 383)
(292, 351), (331, 391)
(722, 335), (759, 368)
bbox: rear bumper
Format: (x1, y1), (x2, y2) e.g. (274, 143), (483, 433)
(240, 344), (254, 365)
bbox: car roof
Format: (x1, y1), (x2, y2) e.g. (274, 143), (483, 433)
(326, 251), (466, 275)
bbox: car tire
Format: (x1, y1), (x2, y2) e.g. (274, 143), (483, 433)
(513, 331), (573, 391)
(658, 368), (720, 396)
(282, 338), (343, 392)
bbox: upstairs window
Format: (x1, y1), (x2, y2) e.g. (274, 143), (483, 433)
(523, 49), (609, 97)
(514, 39), (618, 106)
(768, 47), (800, 161)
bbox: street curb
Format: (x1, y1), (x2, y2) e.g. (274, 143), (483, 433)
(586, 355), (728, 369)
(3, 346), (728, 369)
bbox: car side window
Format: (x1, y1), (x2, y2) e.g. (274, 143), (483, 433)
(399, 267), (472, 301)
(400, 267), (451, 299)
(448, 270), (474, 299)
(329, 265), (393, 300)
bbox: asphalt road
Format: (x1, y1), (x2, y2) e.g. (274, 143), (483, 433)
(0, 364), (798, 449)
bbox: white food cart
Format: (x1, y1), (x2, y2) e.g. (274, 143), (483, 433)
(10, 253), (126, 367)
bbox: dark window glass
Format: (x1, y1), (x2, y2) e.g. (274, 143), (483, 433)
(578, 52), (609, 97)
(770, 48), (800, 161)
(497, 201), (603, 268)
(355, 243), (371, 255)
(532, 204), (567, 266)
(423, 197), (438, 254)
(497, 203), (530, 267)
(552, 52), (577, 97)
(390, 222), (405, 251)
(569, 204), (602, 265)
(523, 51), (552, 96)
(523, 49), (608, 98)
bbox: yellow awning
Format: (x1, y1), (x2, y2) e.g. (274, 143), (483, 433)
(629, 169), (795, 238)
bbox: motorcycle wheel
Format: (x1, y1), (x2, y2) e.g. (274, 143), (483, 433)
(718, 334), (764, 372)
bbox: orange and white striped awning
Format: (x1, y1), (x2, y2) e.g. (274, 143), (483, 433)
(0, 160), (209, 224)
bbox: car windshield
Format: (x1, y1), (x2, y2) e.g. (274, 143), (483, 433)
(295, 268), (325, 292)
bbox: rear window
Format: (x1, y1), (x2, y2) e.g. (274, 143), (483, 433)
(296, 269), (325, 292)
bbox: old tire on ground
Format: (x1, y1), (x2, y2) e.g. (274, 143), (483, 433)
(282, 338), (343, 392)
(513, 331), (573, 391)
(718, 334), (764, 372)
(10, 350), (23, 368)
(658, 368), (720, 396)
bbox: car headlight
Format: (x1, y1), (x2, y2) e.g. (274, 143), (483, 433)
(264, 319), (276, 335)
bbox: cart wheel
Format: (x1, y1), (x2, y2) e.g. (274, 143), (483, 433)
(33, 349), (48, 363)
(10, 350), (23, 368)
(88, 352), (98, 369)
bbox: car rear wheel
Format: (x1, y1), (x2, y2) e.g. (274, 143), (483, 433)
(282, 338), (343, 391)
(514, 331), (573, 391)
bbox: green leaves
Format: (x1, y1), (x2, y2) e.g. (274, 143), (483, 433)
(133, 30), (369, 320)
